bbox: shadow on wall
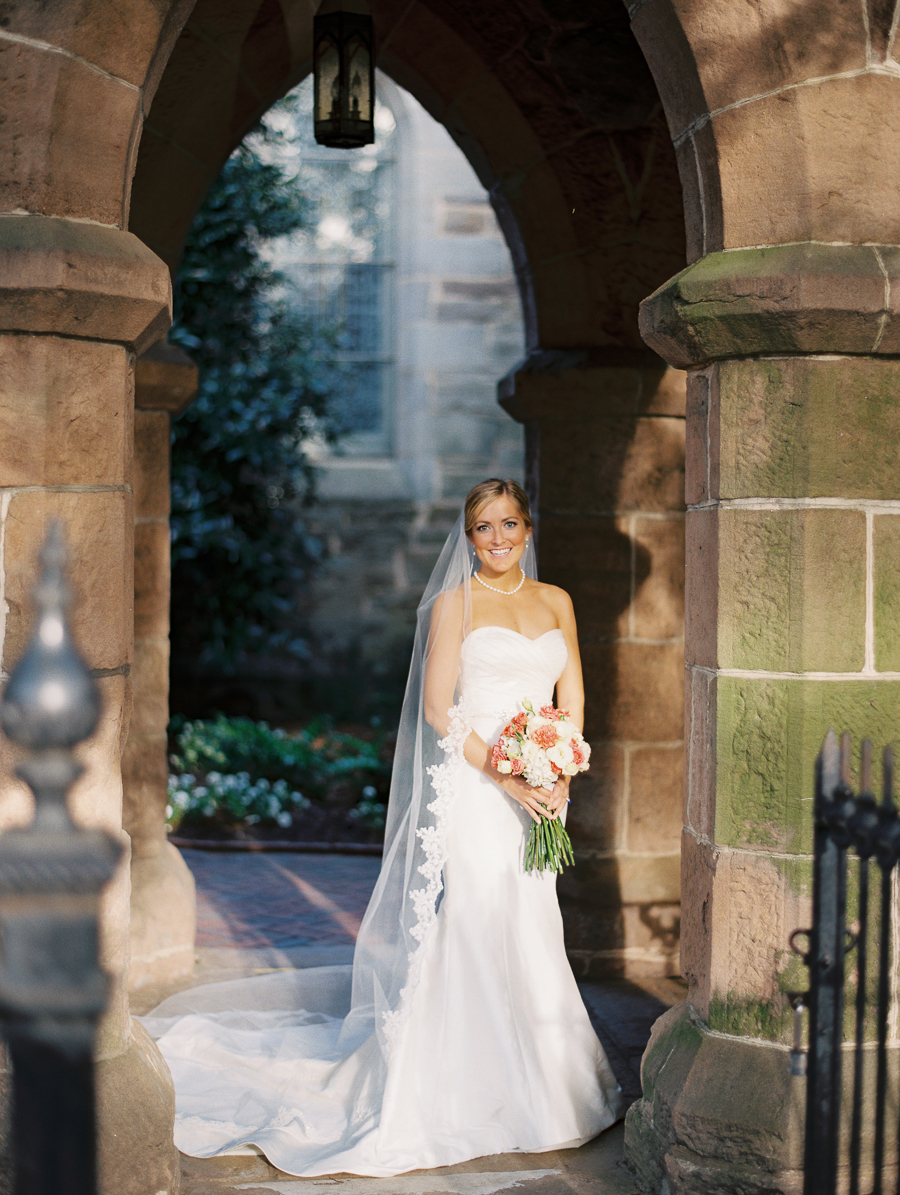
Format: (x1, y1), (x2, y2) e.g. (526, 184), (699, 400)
(526, 353), (686, 979)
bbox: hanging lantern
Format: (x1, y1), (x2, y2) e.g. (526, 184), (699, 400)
(313, 0), (375, 149)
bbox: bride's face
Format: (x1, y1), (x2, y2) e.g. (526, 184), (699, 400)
(468, 496), (529, 577)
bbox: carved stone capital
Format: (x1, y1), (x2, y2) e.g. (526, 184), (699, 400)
(0, 215), (170, 353)
(640, 243), (900, 370)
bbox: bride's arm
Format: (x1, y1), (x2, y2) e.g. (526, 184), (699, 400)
(422, 594), (556, 824)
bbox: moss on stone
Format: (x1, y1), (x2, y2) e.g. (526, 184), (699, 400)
(718, 506), (866, 673)
(708, 992), (794, 1042)
(717, 356), (900, 501)
(874, 514), (900, 671)
(716, 677), (900, 852)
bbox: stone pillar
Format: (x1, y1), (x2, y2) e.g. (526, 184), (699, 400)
(500, 348), (686, 979)
(624, 244), (900, 1193)
(125, 340), (198, 990)
(0, 215), (179, 1193)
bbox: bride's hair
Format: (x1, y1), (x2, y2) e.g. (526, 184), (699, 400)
(464, 478), (533, 534)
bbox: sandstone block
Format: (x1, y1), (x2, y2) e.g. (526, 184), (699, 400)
(96, 1021), (179, 1195)
(130, 640), (170, 738)
(6, 0), (180, 90)
(718, 507), (866, 673)
(4, 490), (133, 673)
(715, 676), (900, 853)
(0, 42), (142, 226)
(684, 507), (717, 669)
(684, 371), (707, 507)
(494, 158), (580, 271)
(443, 71), (542, 181)
(527, 254), (596, 349)
(630, 2), (709, 144)
(135, 340), (199, 414)
(565, 745), (625, 851)
(128, 843), (196, 991)
(640, 244), (890, 369)
(70, 674), (130, 833)
(538, 514), (632, 640)
(705, 851), (810, 1040)
(712, 74), (900, 251)
(0, 337), (132, 487)
(134, 521), (171, 641)
(0, 215), (170, 352)
(672, 134), (704, 265)
(122, 733), (169, 853)
(379, 2), (489, 117)
(624, 1003), (805, 1192)
(874, 514), (900, 671)
(684, 666), (716, 840)
(630, 514), (685, 640)
(629, 745), (683, 853)
(715, 356), (900, 501)
(679, 832), (714, 1010)
(537, 414), (685, 514)
(134, 409), (171, 517)
(560, 851), (680, 911)
(582, 641), (684, 744)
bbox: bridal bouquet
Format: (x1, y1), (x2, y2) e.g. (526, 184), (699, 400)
(490, 699), (591, 874)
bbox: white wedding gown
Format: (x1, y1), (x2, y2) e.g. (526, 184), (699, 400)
(143, 626), (623, 1177)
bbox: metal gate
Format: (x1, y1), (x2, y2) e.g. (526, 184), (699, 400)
(792, 730), (900, 1195)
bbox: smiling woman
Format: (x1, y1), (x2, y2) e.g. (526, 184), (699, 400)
(143, 477), (622, 1177)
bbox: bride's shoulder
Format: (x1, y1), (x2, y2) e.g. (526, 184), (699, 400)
(431, 584), (466, 626)
(528, 580), (576, 627)
(529, 579), (573, 608)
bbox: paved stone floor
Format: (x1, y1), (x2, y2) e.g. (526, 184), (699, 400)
(135, 847), (684, 1195)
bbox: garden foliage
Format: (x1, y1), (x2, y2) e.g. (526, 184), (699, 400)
(169, 103), (338, 666)
(167, 715), (389, 832)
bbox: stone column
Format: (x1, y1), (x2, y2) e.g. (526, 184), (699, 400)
(624, 245), (900, 1193)
(125, 340), (198, 990)
(500, 348), (686, 979)
(0, 215), (179, 1193)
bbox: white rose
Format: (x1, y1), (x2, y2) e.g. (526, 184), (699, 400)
(547, 741), (574, 769)
(496, 760), (513, 774)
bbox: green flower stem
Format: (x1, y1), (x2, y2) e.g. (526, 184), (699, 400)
(524, 803), (575, 874)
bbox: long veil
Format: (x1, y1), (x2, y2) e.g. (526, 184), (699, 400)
(141, 509), (540, 1170)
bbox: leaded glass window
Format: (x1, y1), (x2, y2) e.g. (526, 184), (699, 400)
(264, 76), (396, 453)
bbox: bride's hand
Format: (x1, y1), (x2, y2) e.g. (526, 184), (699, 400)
(543, 775), (571, 817)
(497, 775), (558, 823)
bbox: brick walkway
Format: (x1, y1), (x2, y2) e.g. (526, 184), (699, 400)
(187, 849), (383, 950)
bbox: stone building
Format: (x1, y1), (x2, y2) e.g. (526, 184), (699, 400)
(0, 2), (896, 1193)
(177, 71), (529, 722)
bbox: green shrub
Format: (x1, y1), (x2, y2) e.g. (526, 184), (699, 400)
(169, 714), (388, 800)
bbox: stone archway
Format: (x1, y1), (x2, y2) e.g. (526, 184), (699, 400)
(128, 0), (689, 991)
(0, 2), (690, 1190)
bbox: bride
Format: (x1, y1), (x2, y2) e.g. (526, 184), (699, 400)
(143, 478), (623, 1177)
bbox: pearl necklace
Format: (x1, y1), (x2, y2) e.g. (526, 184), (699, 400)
(474, 567), (525, 596)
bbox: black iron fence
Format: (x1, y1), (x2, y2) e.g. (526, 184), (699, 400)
(0, 525), (120, 1194)
(792, 730), (900, 1195)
